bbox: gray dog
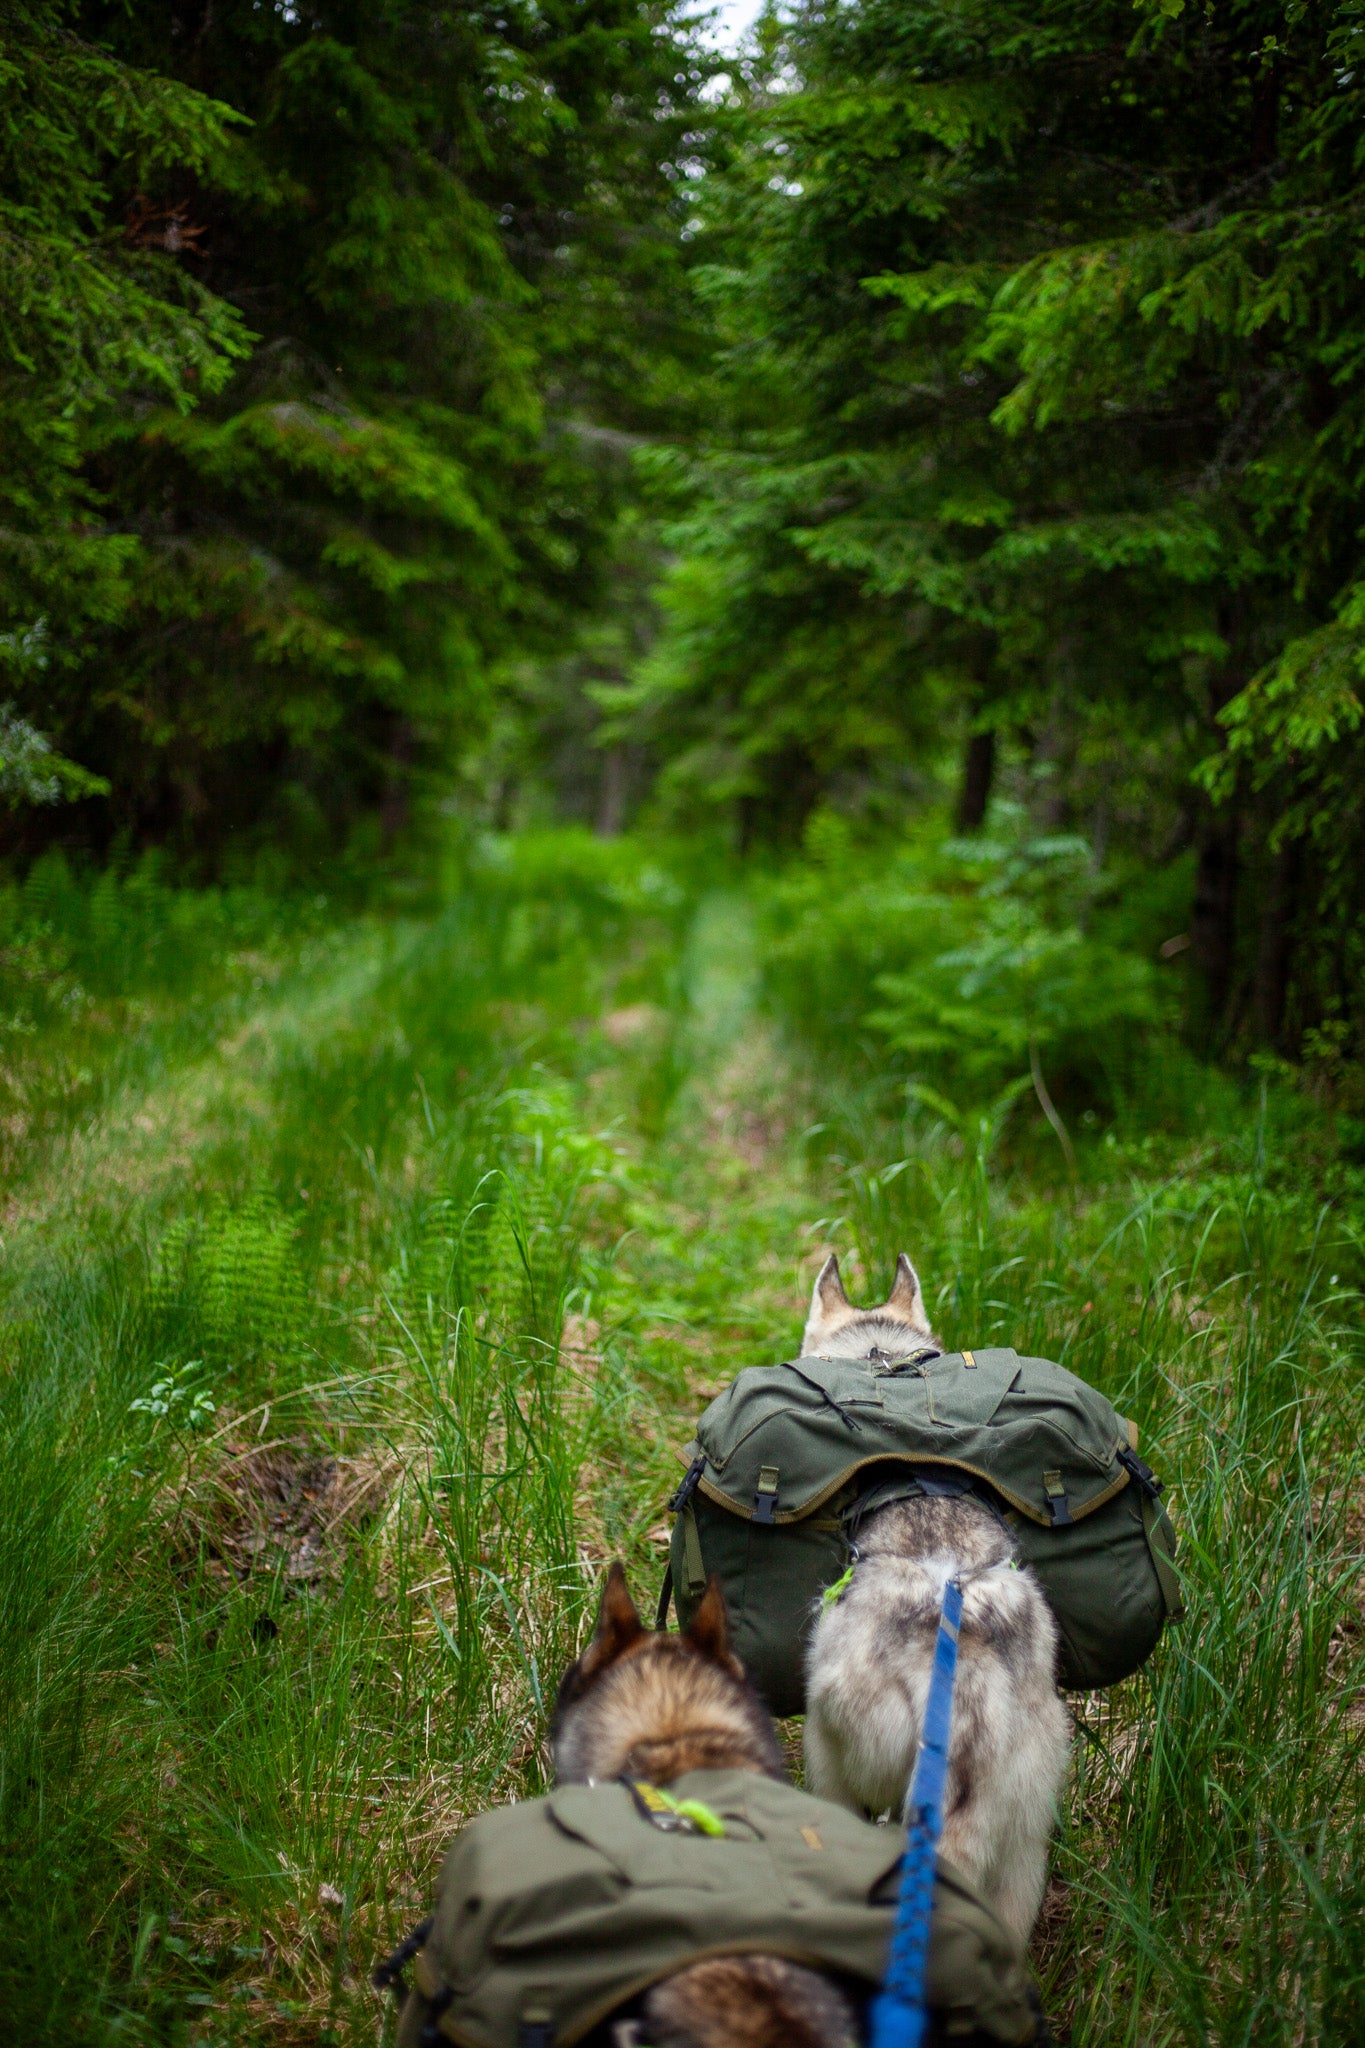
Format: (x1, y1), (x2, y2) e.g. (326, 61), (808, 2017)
(801, 1254), (1071, 1939)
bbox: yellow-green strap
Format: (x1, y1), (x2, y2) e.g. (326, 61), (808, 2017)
(680, 1497), (707, 1595)
(628, 1779), (726, 1836)
(821, 1564), (855, 1611)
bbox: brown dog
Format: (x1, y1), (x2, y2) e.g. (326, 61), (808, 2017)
(549, 1565), (860, 2048)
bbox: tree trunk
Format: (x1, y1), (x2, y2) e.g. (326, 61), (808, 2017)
(1253, 834), (1300, 1050)
(596, 743), (628, 837)
(1189, 597), (1249, 1047)
(955, 728), (996, 832)
(379, 716), (417, 850)
(1190, 809), (1239, 1046)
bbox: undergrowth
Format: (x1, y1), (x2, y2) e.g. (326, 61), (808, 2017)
(0, 827), (1360, 2045)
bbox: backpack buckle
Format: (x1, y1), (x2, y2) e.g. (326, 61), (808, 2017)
(1117, 1445), (1163, 1497)
(668, 1455), (706, 1513)
(753, 1465), (780, 1523)
(1043, 1471), (1073, 1527)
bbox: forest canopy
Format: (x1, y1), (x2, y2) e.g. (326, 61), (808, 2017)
(4, 0), (1365, 1057)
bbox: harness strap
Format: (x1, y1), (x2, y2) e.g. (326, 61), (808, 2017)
(371, 1914), (434, 1996)
(866, 1576), (964, 2048)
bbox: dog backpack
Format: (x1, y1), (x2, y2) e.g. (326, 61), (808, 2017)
(664, 1347), (1183, 1714)
(382, 1769), (1042, 2048)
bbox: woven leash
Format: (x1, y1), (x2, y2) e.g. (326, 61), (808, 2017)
(866, 1575), (964, 2048)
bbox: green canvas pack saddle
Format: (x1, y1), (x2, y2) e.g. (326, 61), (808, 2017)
(665, 1347), (1183, 1714)
(384, 1770), (1041, 2048)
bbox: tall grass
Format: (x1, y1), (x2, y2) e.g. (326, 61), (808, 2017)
(0, 829), (1360, 2045)
(780, 1031), (1365, 2044)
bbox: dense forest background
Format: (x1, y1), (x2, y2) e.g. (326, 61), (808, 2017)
(5, 7), (1365, 2045)
(6, 0), (1365, 1076)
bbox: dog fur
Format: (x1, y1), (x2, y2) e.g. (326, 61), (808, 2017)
(552, 1565), (859, 2048)
(801, 1254), (1071, 1940)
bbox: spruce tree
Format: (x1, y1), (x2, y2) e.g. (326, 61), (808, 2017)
(634, 0), (1365, 1050)
(1, 0), (711, 857)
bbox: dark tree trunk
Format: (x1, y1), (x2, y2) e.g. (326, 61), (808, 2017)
(379, 716), (417, 850)
(1189, 596), (1250, 1047)
(955, 728), (996, 833)
(1254, 834), (1301, 1050)
(596, 744), (628, 837)
(1190, 809), (1240, 1046)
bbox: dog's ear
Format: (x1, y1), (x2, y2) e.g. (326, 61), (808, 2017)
(809, 1253), (850, 1323)
(683, 1574), (744, 1676)
(577, 1562), (646, 1682)
(885, 1252), (928, 1328)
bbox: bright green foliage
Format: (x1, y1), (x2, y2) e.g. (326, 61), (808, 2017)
(627, 0), (1365, 1054)
(0, 844), (1361, 2041)
(759, 811), (1168, 1114)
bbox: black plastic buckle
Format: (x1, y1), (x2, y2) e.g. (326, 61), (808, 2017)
(668, 1456), (706, 1514)
(1118, 1446), (1164, 1497)
(1043, 1471), (1073, 1527)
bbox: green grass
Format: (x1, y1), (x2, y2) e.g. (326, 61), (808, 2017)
(0, 834), (1362, 2045)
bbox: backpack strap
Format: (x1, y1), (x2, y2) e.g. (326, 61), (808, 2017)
(1042, 1470), (1073, 1526)
(844, 1466), (1016, 1548)
(1118, 1448), (1184, 1620)
(372, 1916), (433, 1997)
(664, 1455), (710, 1600)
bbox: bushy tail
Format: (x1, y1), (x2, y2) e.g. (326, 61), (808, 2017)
(642, 1955), (858, 2048)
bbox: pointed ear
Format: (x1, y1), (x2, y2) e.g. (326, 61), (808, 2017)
(577, 1562), (646, 1682)
(684, 1574), (744, 1675)
(809, 1253), (850, 1323)
(886, 1253), (927, 1326)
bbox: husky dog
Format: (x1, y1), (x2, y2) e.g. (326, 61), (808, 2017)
(801, 1254), (1070, 1941)
(551, 1564), (861, 2048)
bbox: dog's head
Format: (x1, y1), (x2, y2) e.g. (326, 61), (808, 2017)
(550, 1563), (785, 1786)
(799, 1251), (940, 1361)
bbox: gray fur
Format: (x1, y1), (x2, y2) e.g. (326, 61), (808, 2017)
(800, 1257), (1071, 1941)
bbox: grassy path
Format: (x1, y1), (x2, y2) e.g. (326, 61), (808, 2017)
(1, 858), (1362, 2045)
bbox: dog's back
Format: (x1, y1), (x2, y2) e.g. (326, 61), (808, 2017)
(800, 1255), (1071, 1940)
(552, 1565), (858, 2048)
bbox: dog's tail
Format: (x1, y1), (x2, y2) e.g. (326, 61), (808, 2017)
(642, 1955), (858, 2048)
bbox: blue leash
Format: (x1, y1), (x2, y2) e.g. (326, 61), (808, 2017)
(867, 1576), (964, 2048)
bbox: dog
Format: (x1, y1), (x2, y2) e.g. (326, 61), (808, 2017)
(551, 1564), (862, 2048)
(800, 1253), (1071, 1940)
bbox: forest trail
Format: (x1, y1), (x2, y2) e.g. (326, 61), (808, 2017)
(1, 866), (1361, 2047)
(0, 924), (396, 1251)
